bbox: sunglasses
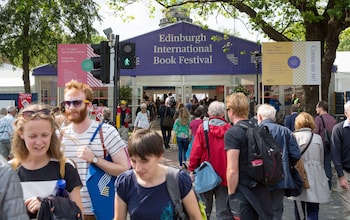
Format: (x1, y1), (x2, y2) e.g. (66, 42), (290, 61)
(61, 100), (90, 108)
(21, 109), (51, 120)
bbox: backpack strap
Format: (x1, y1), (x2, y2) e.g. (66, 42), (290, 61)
(166, 166), (186, 219)
(203, 120), (210, 160)
(59, 157), (66, 179)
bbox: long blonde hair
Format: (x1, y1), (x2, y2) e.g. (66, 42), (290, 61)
(178, 107), (190, 125)
(12, 104), (63, 162)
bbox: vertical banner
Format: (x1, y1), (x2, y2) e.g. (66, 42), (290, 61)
(262, 41), (321, 85)
(57, 44), (103, 87)
(18, 93), (32, 109)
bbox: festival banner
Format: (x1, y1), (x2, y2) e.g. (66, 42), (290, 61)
(262, 41), (321, 85)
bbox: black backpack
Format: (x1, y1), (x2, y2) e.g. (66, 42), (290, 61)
(37, 195), (82, 220)
(238, 121), (284, 186)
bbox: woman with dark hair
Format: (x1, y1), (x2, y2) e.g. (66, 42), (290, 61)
(114, 129), (201, 219)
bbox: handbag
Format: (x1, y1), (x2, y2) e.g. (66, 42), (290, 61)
(162, 107), (174, 129)
(86, 123), (117, 220)
(320, 116), (331, 151)
(295, 132), (313, 189)
(194, 120), (222, 193)
(194, 161), (222, 193)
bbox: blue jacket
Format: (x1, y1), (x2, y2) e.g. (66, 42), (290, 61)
(284, 112), (298, 132)
(260, 119), (301, 189)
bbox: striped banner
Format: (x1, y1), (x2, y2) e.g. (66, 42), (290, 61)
(87, 45), (104, 87)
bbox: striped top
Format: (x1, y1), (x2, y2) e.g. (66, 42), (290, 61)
(61, 120), (127, 215)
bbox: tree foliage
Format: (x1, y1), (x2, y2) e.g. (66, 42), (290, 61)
(109, 0), (350, 114)
(0, 0), (102, 93)
(338, 28), (350, 51)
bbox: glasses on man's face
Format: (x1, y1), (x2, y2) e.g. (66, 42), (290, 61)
(21, 109), (51, 120)
(61, 100), (90, 108)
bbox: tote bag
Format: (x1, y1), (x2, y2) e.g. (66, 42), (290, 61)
(87, 154), (115, 220)
(86, 123), (127, 220)
(194, 161), (222, 193)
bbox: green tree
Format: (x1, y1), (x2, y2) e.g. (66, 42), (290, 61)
(110, 0), (350, 113)
(338, 28), (350, 51)
(0, 0), (102, 93)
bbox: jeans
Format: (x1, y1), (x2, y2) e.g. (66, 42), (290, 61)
(228, 189), (258, 220)
(270, 189), (285, 220)
(200, 185), (232, 220)
(176, 137), (189, 166)
(160, 125), (172, 147)
(294, 201), (319, 220)
(324, 147), (332, 190)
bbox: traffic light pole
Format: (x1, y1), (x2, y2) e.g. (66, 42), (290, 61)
(113, 35), (120, 124)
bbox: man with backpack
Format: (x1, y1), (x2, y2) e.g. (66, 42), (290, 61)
(256, 104), (301, 219)
(225, 93), (273, 220)
(314, 101), (336, 191)
(188, 101), (232, 219)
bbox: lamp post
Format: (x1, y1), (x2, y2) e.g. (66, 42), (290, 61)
(103, 28), (119, 123)
(251, 51), (262, 104)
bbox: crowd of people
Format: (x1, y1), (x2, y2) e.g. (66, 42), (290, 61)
(1, 84), (350, 220)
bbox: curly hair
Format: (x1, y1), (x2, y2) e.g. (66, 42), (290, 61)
(64, 79), (93, 102)
(12, 104), (64, 162)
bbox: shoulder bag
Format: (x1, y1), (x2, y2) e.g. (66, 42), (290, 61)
(320, 115), (331, 151)
(86, 123), (129, 220)
(294, 132), (313, 189)
(285, 132), (313, 197)
(194, 120), (222, 193)
(162, 107), (174, 129)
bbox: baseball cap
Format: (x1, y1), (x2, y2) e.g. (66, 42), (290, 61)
(6, 105), (16, 113)
(120, 100), (127, 105)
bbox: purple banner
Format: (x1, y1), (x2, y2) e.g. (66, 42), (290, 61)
(120, 22), (260, 76)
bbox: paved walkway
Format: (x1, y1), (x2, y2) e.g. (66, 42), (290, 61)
(160, 147), (343, 220)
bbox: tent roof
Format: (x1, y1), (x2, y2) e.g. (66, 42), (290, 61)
(0, 63), (34, 87)
(32, 63), (57, 76)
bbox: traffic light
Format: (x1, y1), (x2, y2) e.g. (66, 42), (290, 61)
(119, 42), (136, 69)
(90, 41), (110, 83)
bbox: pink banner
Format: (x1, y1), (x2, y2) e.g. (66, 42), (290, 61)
(57, 44), (103, 87)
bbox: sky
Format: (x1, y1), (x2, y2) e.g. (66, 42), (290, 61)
(93, 0), (268, 42)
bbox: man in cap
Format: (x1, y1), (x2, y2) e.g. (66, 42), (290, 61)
(0, 105), (16, 159)
(117, 100), (131, 141)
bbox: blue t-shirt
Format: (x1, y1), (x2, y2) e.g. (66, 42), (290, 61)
(115, 169), (192, 220)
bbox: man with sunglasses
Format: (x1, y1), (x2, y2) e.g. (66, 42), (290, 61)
(61, 80), (131, 220)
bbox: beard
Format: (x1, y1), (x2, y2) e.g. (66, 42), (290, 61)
(66, 105), (88, 124)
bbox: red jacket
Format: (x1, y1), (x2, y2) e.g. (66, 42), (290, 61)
(188, 117), (231, 186)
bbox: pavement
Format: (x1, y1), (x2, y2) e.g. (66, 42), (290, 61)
(160, 147), (343, 220)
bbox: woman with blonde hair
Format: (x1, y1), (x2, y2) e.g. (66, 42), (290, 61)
(10, 104), (83, 218)
(292, 112), (330, 219)
(173, 107), (191, 169)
